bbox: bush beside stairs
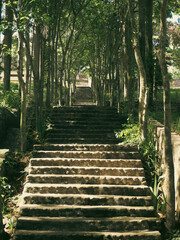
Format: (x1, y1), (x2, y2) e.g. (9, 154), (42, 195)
(14, 106), (161, 240)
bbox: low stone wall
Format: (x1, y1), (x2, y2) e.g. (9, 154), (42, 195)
(150, 120), (180, 218)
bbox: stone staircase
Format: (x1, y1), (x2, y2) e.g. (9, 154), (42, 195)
(74, 72), (94, 105)
(14, 106), (161, 240)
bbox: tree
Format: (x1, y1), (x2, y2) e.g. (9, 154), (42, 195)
(127, 0), (148, 140)
(3, 0), (13, 91)
(158, 0), (175, 230)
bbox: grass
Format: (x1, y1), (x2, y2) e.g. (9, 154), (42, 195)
(149, 89), (180, 134)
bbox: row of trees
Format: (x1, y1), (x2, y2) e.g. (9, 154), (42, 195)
(0, 0), (179, 232)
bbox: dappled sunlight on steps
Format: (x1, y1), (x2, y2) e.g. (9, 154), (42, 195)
(14, 106), (161, 240)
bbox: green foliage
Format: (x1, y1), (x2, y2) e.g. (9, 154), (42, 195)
(115, 116), (140, 145)
(0, 177), (15, 214)
(0, 82), (19, 91)
(116, 118), (166, 214)
(139, 126), (165, 214)
(0, 90), (20, 110)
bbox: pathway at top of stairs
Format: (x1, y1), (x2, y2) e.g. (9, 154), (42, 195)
(74, 72), (95, 106)
(14, 106), (161, 240)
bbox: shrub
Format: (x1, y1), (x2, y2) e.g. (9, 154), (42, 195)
(0, 90), (20, 110)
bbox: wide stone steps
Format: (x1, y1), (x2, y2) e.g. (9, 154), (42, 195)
(27, 174), (146, 185)
(50, 118), (122, 124)
(22, 194), (152, 206)
(24, 183), (150, 196)
(16, 216), (160, 232)
(46, 137), (120, 144)
(46, 128), (115, 134)
(46, 133), (117, 139)
(33, 150), (140, 159)
(29, 166), (144, 176)
(33, 144), (138, 151)
(30, 158), (142, 167)
(19, 204), (155, 218)
(14, 230), (161, 240)
(49, 124), (121, 129)
(14, 106), (161, 240)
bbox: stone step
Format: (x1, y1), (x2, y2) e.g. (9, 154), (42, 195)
(46, 138), (120, 144)
(50, 114), (120, 119)
(32, 151), (140, 159)
(50, 117), (121, 123)
(52, 106), (116, 112)
(46, 128), (115, 135)
(24, 184), (150, 196)
(51, 110), (118, 115)
(16, 216), (160, 232)
(27, 174), (146, 185)
(46, 133), (116, 139)
(29, 166), (144, 176)
(49, 123), (121, 129)
(20, 204), (155, 218)
(30, 158), (142, 168)
(33, 144), (138, 152)
(23, 194), (152, 206)
(14, 229), (161, 240)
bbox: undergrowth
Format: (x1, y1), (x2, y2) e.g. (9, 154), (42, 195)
(116, 116), (166, 215)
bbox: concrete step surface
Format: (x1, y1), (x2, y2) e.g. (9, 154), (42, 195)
(27, 174), (146, 185)
(16, 216), (160, 232)
(22, 194), (152, 206)
(32, 150), (140, 159)
(19, 204), (156, 218)
(14, 230), (161, 240)
(24, 183), (150, 196)
(29, 166), (145, 176)
(33, 143), (138, 152)
(30, 158), (143, 168)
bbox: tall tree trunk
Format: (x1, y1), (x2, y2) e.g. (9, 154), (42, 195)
(127, 0), (148, 140)
(51, 30), (55, 104)
(46, 33), (51, 108)
(125, 15), (135, 115)
(33, 25), (40, 131)
(139, 0), (146, 63)
(158, 0), (175, 230)
(55, 38), (58, 104)
(3, 0), (13, 91)
(25, 27), (30, 95)
(145, 0), (154, 107)
(18, 32), (27, 152)
(59, 54), (66, 106)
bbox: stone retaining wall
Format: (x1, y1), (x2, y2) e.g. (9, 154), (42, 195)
(150, 120), (180, 219)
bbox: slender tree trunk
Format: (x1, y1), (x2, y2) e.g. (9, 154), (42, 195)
(127, 0), (148, 140)
(125, 15), (135, 115)
(3, 1), (13, 91)
(145, 0), (154, 107)
(33, 25), (40, 131)
(46, 33), (51, 108)
(139, 0), (146, 63)
(59, 55), (66, 106)
(158, 0), (175, 230)
(51, 30), (55, 104)
(55, 38), (58, 104)
(18, 32), (27, 152)
(25, 28), (30, 95)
